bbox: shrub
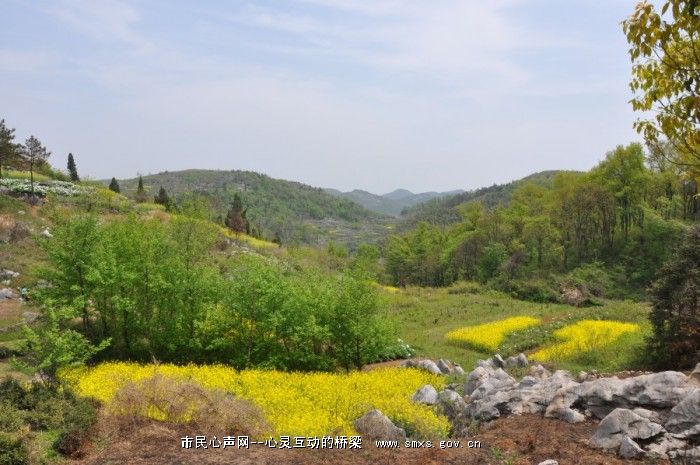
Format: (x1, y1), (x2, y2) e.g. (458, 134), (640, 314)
(0, 432), (28, 465)
(53, 396), (98, 458)
(648, 225), (700, 369)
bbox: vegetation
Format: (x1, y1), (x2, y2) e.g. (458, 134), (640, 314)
(445, 316), (541, 352)
(64, 362), (450, 438)
(66, 154), (79, 183)
(647, 224), (700, 368)
(108, 177), (120, 193)
(385, 144), (693, 300)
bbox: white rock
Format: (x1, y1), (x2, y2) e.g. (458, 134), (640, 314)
(618, 435), (645, 459)
(412, 384), (439, 405)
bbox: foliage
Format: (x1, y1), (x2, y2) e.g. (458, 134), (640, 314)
(153, 186), (171, 210)
(445, 316), (541, 352)
(648, 224), (700, 368)
(64, 362), (450, 439)
(67, 153), (79, 182)
(108, 177), (120, 193)
(0, 119), (21, 179)
(623, 0), (700, 176)
(0, 177), (88, 196)
(530, 320), (639, 362)
(19, 135), (51, 195)
(224, 192), (248, 233)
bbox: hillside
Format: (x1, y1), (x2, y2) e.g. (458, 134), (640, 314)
(398, 170), (569, 229)
(107, 170), (393, 247)
(325, 187), (463, 217)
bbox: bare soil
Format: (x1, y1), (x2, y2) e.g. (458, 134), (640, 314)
(78, 415), (668, 465)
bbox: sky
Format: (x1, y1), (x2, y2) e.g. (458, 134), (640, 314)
(1, 0), (643, 194)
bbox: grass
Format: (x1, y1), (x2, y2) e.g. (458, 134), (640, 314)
(379, 283), (650, 372)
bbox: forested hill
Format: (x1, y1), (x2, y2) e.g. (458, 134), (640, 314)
(399, 170), (570, 229)
(107, 169), (391, 246)
(324, 188), (464, 216)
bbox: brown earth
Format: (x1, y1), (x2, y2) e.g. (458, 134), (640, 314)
(78, 415), (668, 465)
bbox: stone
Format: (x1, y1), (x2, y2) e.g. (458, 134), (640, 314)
(665, 388), (700, 439)
(0, 269), (19, 280)
(353, 409), (406, 440)
(631, 407), (663, 424)
(516, 353), (528, 367)
(505, 356), (518, 368)
(437, 389), (467, 419)
(476, 359), (495, 369)
(492, 354), (505, 368)
(646, 434), (687, 459)
(529, 364), (551, 379)
(618, 435), (645, 459)
(40, 228), (53, 238)
(465, 366), (491, 395)
(690, 363), (700, 386)
(453, 365), (465, 376)
(436, 359), (452, 374)
(412, 384), (439, 405)
(537, 461), (558, 465)
(0, 288), (14, 299)
(669, 446), (700, 463)
(590, 408), (665, 449)
(416, 359), (442, 375)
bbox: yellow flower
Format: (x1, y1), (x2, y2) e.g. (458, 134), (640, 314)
(445, 316), (541, 352)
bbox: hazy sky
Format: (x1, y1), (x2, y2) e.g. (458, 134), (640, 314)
(1, 0), (642, 193)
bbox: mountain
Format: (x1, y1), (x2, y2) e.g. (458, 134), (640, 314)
(106, 169), (392, 247)
(325, 188), (464, 217)
(398, 170), (572, 229)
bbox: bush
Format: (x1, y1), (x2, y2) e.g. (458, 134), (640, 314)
(54, 397), (98, 458)
(648, 225), (700, 369)
(108, 375), (269, 436)
(0, 432), (28, 465)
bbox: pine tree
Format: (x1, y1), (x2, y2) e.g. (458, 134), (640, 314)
(225, 193), (248, 233)
(67, 153), (79, 182)
(0, 119), (20, 178)
(20, 136), (51, 196)
(108, 177), (120, 193)
(135, 176), (147, 203)
(154, 186), (171, 209)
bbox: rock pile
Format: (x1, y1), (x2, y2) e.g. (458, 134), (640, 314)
(402, 356), (700, 462)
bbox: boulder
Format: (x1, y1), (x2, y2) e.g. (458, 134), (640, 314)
(618, 435), (646, 459)
(0, 288), (14, 299)
(412, 385), (439, 405)
(646, 434), (687, 459)
(505, 356), (518, 368)
(492, 354), (506, 368)
(537, 461), (558, 465)
(436, 359), (452, 374)
(453, 365), (465, 376)
(530, 364), (551, 380)
(0, 269), (19, 280)
(516, 353), (528, 367)
(465, 366), (491, 395)
(416, 359), (442, 375)
(669, 446), (700, 463)
(665, 388), (700, 439)
(590, 408), (665, 449)
(437, 389), (467, 419)
(690, 363), (700, 386)
(353, 409), (406, 441)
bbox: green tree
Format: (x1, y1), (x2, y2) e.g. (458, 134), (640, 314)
(623, 1), (700, 175)
(20, 136), (51, 195)
(67, 153), (80, 182)
(225, 193), (248, 233)
(154, 186), (171, 209)
(648, 225), (700, 369)
(135, 176), (147, 202)
(0, 119), (20, 178)
(108, 177), (120, 193)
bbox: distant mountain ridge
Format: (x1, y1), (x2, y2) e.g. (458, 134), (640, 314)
(104, 169), (390, 247)
(324, 187), (464, 216)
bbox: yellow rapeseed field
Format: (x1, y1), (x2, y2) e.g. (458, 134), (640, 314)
(62, 363), (449, 438)
(444, 316), (541, 352)
(530, 319), (639, 362)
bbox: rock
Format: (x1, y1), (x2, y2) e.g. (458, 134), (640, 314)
(436, 359), (452, 374)
(590, 408), (665, 449)
(476, 359), (495, 369)
(537, 461), (558, 465)
(40, 228), (53, 238)
(353, 409), (406, 441)
(690, 363), (700, 386)
(505, 356), (518, 368)
(22, 312), (39, 324)
(0, 288), (14, 299)
(618, 435), (645, 459)
(465, 366), (491, 395)
(646, 434), (687, 459)
(665, 388), (700, 439)
(669, 446), (700, 463)
(530, 364), (551, 380)
(516, 353), (528, 367)
(400, 360), (416, 368)
(416, 359), (442, 375)
(631, 407), (662, 424)
(0, 269), (19, 280)
(437, 389), (467, 419)
(453, 365), (465, 376)
(492, 354), (505, 368)
(412, 385), (439, 405)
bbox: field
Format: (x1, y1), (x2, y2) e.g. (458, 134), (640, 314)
(63, 362), (450, 439)
(379, 284), (650, 373)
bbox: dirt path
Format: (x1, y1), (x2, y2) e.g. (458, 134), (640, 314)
(79, 415), (660, 465)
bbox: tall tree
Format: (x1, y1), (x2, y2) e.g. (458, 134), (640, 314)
(623, 1), (700, 175)
(135, 176), (147, 202)
(0, 119), (19, 178)
(20, 136), (51, 195)
(67, 153), (80, 182)
(225, 193), (248, 233)
(108, 177), (121, 193)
